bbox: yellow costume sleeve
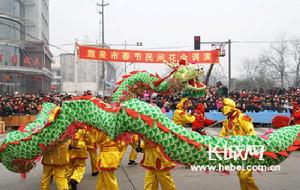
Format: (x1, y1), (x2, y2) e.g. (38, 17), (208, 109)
(239, 115), (256, 136)
(181, 113), (196, 124)
(85, 128), (99, 150)
(69, 129), (88, 159)
(219, 121), (228, 137)
(173, 110), (195, 126)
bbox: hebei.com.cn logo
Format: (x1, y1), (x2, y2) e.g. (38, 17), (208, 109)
(208, 145), (265, 160)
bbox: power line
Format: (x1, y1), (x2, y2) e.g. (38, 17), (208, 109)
(50, 39), (296, 52)
(232, 40), (289, 44)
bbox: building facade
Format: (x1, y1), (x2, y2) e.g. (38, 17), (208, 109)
(60, 53), (116, 96)
(24, 0), (49, 43)
(51, 56), (61, 92)
(0, 0), (52, 94)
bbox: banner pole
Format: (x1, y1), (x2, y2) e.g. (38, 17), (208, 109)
(74, 40), (79, 95)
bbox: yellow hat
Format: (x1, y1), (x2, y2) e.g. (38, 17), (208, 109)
(223, 98), (236, 108)
(222, 98), (236, 115)
(176, 97), (188, 109)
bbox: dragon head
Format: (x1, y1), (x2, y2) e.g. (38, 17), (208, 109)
(165, 60), (206, 96)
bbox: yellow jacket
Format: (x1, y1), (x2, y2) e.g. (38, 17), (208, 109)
(97, 132), (121, 170)
(42, 141), (70, 166)
(69, 129), (88, 160)
(220, 110), (256, 137)
(140, 138), (175, 171)
(129, 134), (140, 147)
(173, 98), (195, 127)
(85, 128), (99, 150)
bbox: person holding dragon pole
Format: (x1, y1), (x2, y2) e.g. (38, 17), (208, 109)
(192, 103), (216, 135)
(172, 97), (195, 127)
(220, 98), (260, 190)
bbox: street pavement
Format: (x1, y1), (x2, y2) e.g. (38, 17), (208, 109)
(0, 128), (299, 190)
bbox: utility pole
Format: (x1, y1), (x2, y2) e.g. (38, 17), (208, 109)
(124, 40), (127, 74)
(74, 39), (79, 95)
(228, 39), (232, 91)
(195, 40), (232, 90)
(97, 0), (109, 46)
(97, 0), (109, 96)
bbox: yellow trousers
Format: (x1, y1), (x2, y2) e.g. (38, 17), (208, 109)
(96, 170), (119, 190)
(144, 170), (176, 190)
(88, 148), (98, 173)
(66, 159), (86, 183)
(120, 144), (138, 161)
(129, 146), (138, 161)
(237, 170), (259, 190)
(41, 165), (68, 190)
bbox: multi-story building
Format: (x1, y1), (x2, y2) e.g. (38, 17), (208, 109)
(24, 0), (49, 44)
(0, 0), (52, 94)
(51, 57), (61, 92)
(60, 53), (116, 96)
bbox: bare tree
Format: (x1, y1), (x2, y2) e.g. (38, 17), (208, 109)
(290, 37), (300, 87)
(259, 35), (289, 88)
(237, 58), (275, 89)
(241, 58), (258, 79)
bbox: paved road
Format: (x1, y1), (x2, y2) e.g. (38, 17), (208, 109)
(0, 128), (299, 190)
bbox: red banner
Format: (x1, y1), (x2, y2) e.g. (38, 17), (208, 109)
(78, 45), (219, 64)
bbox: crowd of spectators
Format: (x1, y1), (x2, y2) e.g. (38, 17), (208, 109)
(225, 87), (300, 113)
(1, 84), (300, 117)
(145, 82), (300, 114)
(150, 84), (300, 114)
(0, 92), (73, 117)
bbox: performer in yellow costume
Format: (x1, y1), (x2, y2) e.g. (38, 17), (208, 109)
(85, 127), (100, 176)
(128, 134), (142, 165)
(67, 129), (88, 190)
(41, 142), (70, 190)
(119, 134), (140, 165)
(172, 97), (195, 127)
(220, 98), (259, 190)
(141, 138), (176, 190)
(96, 131), (121, 190)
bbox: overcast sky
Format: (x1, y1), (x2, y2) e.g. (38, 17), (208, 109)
(49, 0), (300, 78)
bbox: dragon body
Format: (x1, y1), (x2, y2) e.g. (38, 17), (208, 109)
(1, 63), (300, 174)
(112, 62), (206, 102)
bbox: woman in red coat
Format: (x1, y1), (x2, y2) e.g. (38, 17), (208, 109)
(192, 103), (215, 135)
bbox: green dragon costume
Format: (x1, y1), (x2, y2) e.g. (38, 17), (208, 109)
(111, 60), (206, 102)
(0, 62), (300, 174)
